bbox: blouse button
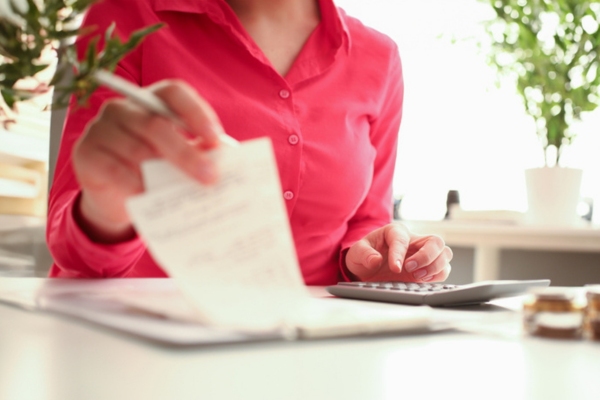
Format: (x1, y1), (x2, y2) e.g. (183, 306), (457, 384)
(283, 191), (294, 200)
(279, 89), (291, 99)
(288, 134), (299, 145)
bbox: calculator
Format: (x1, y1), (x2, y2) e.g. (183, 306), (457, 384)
(326, 279), (551, 307)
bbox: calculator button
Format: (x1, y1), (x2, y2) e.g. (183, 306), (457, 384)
(377, 283), (394, 289)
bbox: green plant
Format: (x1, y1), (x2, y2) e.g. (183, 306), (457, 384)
(479, 0), (600, 167)
(0, 0), (162, 120)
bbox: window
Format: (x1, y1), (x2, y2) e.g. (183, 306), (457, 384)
(337, 0), (600, 223)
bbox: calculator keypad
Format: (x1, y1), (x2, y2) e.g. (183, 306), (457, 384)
(338, 282), (459, 292)
(329, 279), (551, 306)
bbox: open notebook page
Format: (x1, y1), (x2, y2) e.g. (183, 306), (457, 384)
(126, 138), (311, 330)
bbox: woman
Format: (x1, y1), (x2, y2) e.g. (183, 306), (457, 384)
(47, 0), (452, 284)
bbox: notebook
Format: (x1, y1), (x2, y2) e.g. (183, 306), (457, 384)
(0, 277), (433, 345)
(0, 138), (433, 345)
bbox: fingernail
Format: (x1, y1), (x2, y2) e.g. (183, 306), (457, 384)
(422, 275), (434, 282)
(413, 269), (427, 279)
(395, 260), (402, 272)
(405, 261), (418, 272)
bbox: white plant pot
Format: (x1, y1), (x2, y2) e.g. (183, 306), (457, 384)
(525, 167), (583, 227)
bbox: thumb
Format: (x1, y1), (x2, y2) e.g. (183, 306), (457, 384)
(347, 240), (383, 277)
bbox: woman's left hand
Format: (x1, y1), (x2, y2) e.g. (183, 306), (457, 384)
(345, 223), (453, 282)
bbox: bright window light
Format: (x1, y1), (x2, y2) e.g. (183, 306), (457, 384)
(336, 0), (600, 223)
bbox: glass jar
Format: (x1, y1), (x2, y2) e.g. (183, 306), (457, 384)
(523, 288), (586, 339)
(585, 285), (600, 341)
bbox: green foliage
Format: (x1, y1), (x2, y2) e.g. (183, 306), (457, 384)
(0, 0), (162, 113)
(479, 0), (600, 166)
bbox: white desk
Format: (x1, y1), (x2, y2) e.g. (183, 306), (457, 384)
(1, 282), (599, 400)
(403, 220), (600, 282)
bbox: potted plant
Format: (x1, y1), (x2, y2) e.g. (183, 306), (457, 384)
(0, 0), (161, 119)
(478, 0), (600, 226)
(0, 0), (161, 216)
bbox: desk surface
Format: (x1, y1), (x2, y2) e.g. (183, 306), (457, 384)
(1, 283), (599, 400)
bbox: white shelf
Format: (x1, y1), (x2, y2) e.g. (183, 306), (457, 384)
(400, 219), (600, 281)
(0, 215), (45, 232)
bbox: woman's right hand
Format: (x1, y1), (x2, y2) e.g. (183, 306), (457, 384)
(72, 79), (225, 243)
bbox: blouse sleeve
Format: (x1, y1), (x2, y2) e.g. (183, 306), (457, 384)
(46, 3), (148, 278)
(338, 43), (404, 280)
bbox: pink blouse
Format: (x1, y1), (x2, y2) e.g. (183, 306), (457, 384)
(47, 0), (404, 285)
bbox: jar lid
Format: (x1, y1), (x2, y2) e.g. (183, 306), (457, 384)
(527, 287), (577, 301)
(584, 284), (600, 295)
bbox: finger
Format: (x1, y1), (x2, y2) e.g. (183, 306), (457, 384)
(101, 99), (218, 184)
(403, 235), (448, 274)
(384, 225), (412, 273)
(422, 264), (452, 283)
(150, 80), (223, 149)
(409, 246), (453, 282)
(86, 113), (159, 171)
(74, 138), (144, 196)
(346, 240), (384, 279)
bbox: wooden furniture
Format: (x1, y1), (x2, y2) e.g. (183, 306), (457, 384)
(0, 161), (47, 217)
